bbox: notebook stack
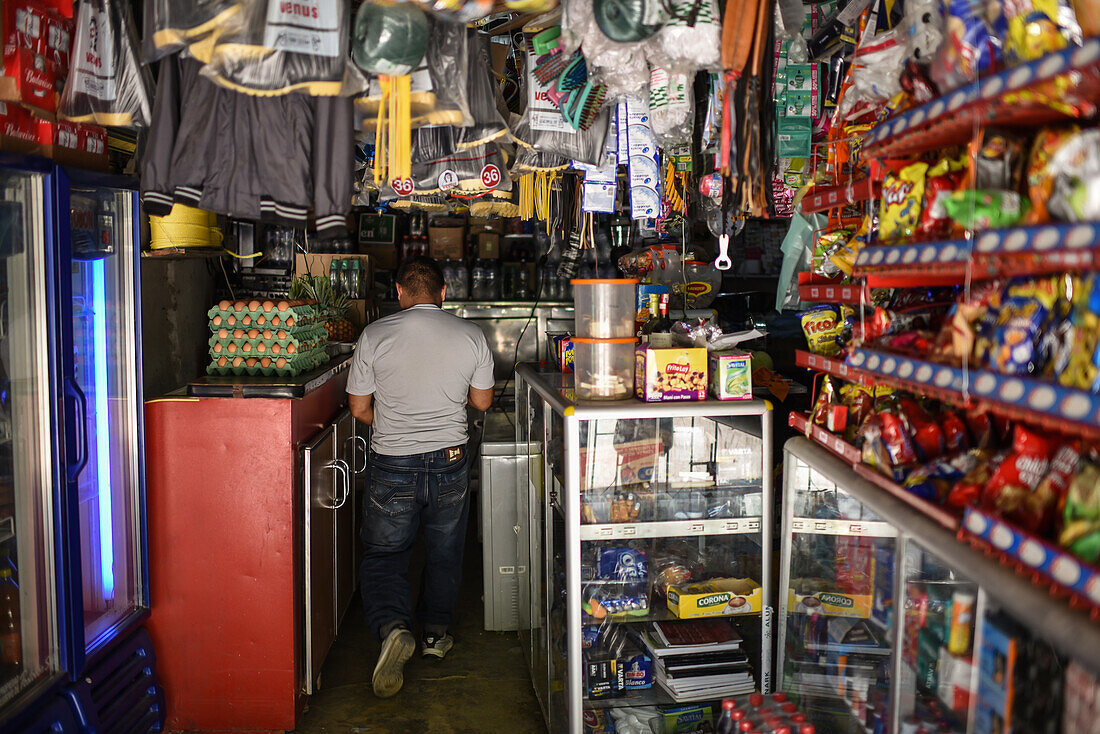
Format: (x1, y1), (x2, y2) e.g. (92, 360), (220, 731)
(638, 618), (755, 702)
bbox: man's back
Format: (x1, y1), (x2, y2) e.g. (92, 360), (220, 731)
(347, 304), (494, 456)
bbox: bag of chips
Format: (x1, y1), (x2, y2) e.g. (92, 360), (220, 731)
(879, 161), (928, 243)
(1059, 457), (1100, 562)
(982, 426), (1055, 514)
(942, 190), (1028, 231)
(1004, 0), (1081, 65)
(801, 306), (844, 356)
(917, 156), (965, 239)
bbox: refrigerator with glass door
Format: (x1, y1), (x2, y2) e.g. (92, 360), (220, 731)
(0, 154), (70, 730)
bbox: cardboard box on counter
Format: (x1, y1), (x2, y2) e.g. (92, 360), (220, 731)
(635, 346), (707, 402)
(476, 232), (499, 259)
(667, 578), (762, 619)
(40, 119), (108, 170)
(710, 351), (753, 401)
(429, 226), (464, 260)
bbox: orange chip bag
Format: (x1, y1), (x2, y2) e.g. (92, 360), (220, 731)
(1025, 126), (1081, 224)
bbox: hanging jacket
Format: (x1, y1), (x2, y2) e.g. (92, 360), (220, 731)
(141, 54), (352, 238)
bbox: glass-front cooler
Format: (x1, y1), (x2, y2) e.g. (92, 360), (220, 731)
(782, 437), (1100, 734)
(0, 157), (66, 721)
(54, 169), (146, 672)
(780, 443), (897, 733)
(517, 365), (773, 734)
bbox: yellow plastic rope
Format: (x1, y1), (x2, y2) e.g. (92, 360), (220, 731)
(373, 77), (390, 186)
(518, 173), (534, 220)
(391, 75), (411, 182)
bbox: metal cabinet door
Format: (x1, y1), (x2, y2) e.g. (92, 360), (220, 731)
(334, 410), (358, 622)
(301, 424), (343, 694)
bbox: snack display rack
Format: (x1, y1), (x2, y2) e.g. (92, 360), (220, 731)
(780, 438), (1100, 733)
(792, 27), (1100, 688)
(862, 38), (1100, 158)
(515, 365), (774, 734)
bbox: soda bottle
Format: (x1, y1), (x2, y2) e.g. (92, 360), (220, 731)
(717, 699), (737, 734)
(0, 568), (20, 671)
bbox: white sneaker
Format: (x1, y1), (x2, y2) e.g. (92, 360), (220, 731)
(421, 632), (454, 660)
(372, 627), (416, 698)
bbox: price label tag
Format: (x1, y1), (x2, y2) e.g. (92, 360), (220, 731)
(392, 178), (414, 196)
(480, 164), (501, 190)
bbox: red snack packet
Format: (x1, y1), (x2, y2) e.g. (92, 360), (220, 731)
(965, 412), (994, 450)
(948, 451), (1003, 510)
(1014, 441), (1081, 533)
(982, 426), (1055, 511)
(940, 410), (970, 453)
(880, 409), (918, 467)
(898, 397), (945, 460)
(917, 169), (965, 239)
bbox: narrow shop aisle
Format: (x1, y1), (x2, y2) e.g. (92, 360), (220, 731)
(295, 506), (545, 733)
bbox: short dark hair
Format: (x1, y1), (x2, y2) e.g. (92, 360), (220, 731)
(396, 255), (445, 296)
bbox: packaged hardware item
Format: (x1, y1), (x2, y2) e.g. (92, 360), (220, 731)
(666, 577), (761, 618)
(709, 351), (753, 401)
(635, 346), (707, 402)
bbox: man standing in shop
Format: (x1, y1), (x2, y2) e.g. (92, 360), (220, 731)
(347, 255), (494, 698)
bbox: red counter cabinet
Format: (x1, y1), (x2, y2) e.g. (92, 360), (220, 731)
(143, 362), (364, 731)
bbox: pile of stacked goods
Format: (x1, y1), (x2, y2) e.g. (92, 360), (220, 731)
(205, 299), (330, 377)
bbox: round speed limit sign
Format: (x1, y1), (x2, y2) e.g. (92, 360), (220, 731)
(392, 178), (414, 196)
(480, 163), (501, 190)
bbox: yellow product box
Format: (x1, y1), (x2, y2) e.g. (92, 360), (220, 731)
(709, 351), (753, 400)
(787, 589), (874, 618)
(635, 346), (707, 402)
(666, 577), (761, 619)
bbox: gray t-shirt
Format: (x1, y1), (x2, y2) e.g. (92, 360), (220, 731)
(347, 304), (495, 456)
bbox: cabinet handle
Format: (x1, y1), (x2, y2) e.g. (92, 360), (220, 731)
(331, 459), (351, 508)
(353, 435), (369, 474)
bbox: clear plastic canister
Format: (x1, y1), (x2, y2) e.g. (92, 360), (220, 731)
(572, 337), (636, 400)
(571, 278), (638, 339)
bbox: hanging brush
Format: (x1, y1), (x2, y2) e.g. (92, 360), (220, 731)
(561, 80), (607, 132)
(555, 51), (589, 91)
(531, 26), (568, 84)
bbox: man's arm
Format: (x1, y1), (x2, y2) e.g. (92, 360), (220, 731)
(348, 393), (375, 425)
(468, 385), (493, 412)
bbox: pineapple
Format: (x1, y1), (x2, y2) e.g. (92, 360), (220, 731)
(289, 274), (357, 342)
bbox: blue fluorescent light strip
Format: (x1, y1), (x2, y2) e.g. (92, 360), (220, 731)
(91, 259), (115, 600)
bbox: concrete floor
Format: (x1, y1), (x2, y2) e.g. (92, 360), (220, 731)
(295, 515), (546, 734)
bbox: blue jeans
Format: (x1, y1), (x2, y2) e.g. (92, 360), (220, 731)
(360, 446), (471, 641)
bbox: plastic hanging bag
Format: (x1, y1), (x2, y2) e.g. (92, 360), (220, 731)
(650, 0), (722, 74)
(561, 0), (650, 99)
(356, 17), (471, 130)
(776, 209), (824, 312)
(648, 66), (693, 147)
(198, 0), (367, 96)
(141, 0), (243, 63)
(410, 141), (510, 195)
(61, 0), (153, 128)
(455, 31), (510, 150)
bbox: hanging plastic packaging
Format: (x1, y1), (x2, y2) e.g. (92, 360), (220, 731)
(516, 20), (614, 167)
(650, 0), (721, 74)
(648, 66), (693, 147)
(351, 2), (429, 76)
(930, 0), (1007, 92)
(356, 18), (471, 130)
(61, 0), (153, 128)
(776, 209), (824, 312)
(409, 142), (510, 195)
(141, 0), (242, 63)
(199, 0), (367, 96)
(836, 27), (907, 121)
(407, 0), (493, 22)
(456, 32), (510, 150)
(561, 0), (650, 99)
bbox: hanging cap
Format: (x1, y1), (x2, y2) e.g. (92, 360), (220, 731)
(593, 0), (662, 42)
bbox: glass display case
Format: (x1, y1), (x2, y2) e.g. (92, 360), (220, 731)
(516, 364), (774, 734)
(781, 437), (1100, 734)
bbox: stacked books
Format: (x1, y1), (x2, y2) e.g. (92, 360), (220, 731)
(637, 618), (755, 702)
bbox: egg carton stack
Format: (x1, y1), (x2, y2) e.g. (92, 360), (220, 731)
(205, 299), (330, 377)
